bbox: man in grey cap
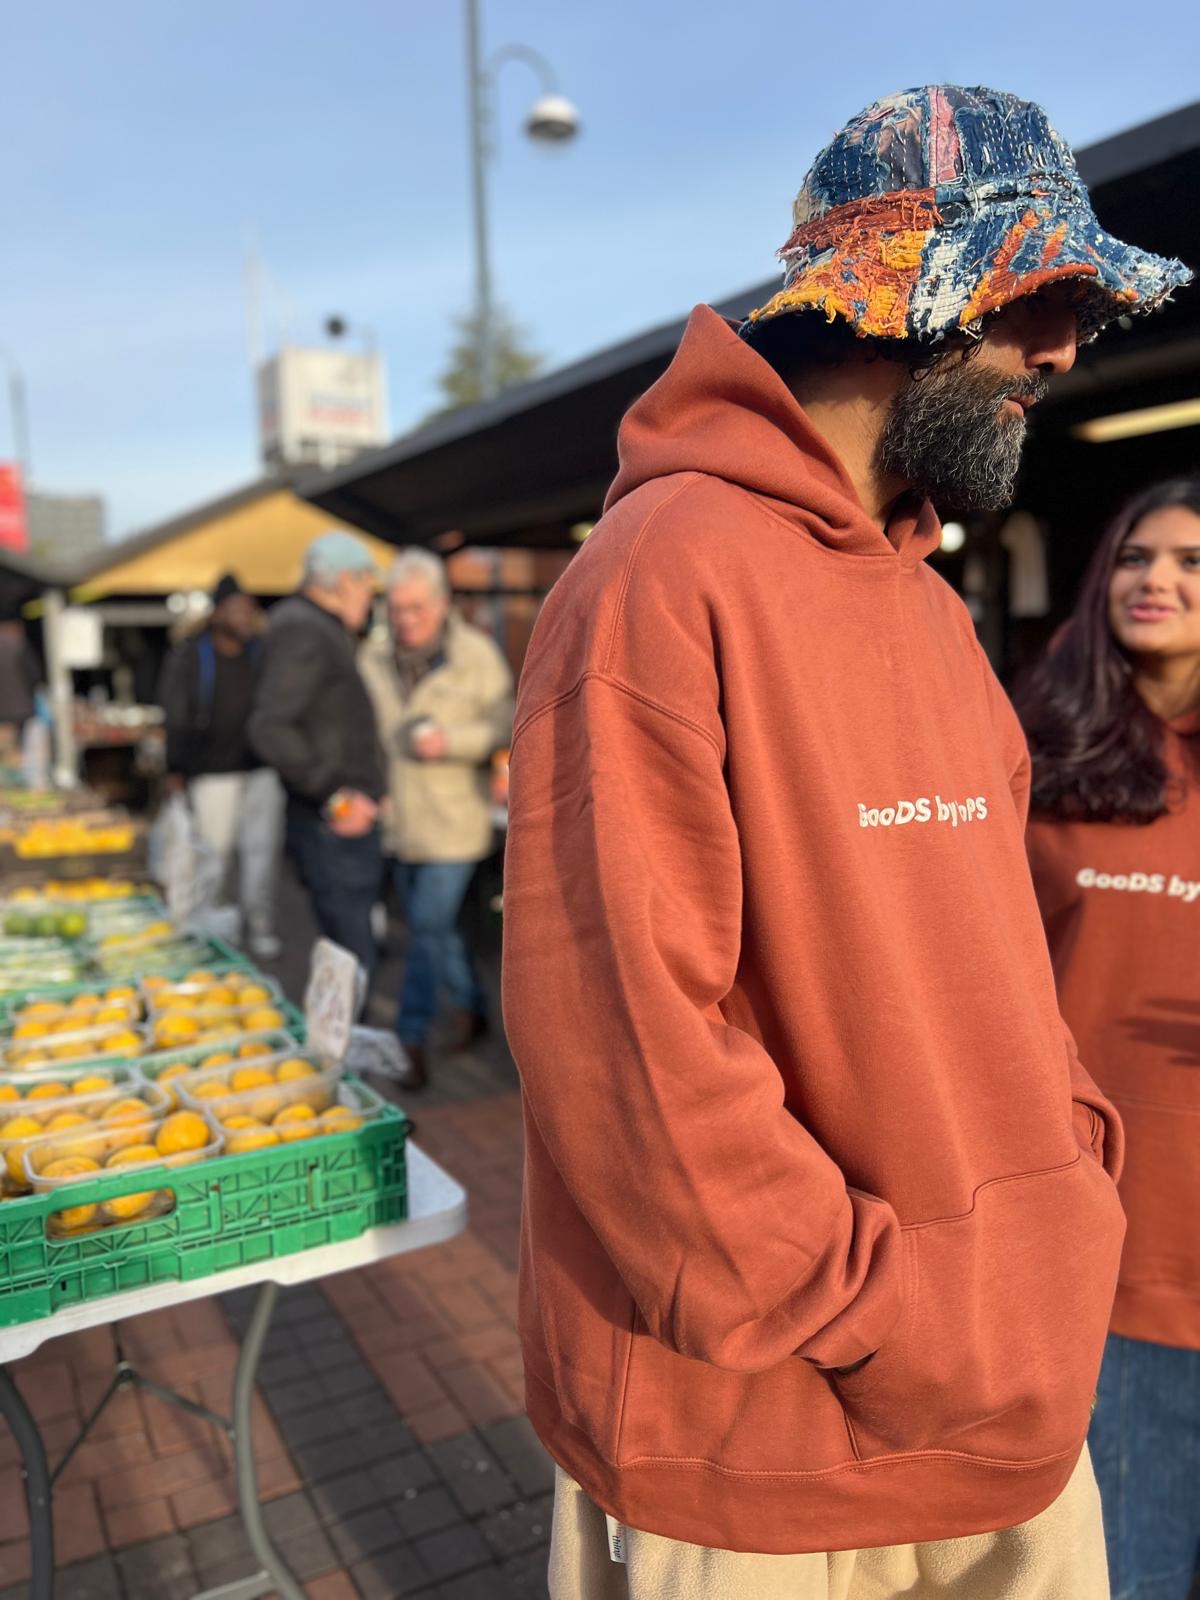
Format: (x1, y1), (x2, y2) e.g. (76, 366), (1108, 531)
(249, 531), (386, 977)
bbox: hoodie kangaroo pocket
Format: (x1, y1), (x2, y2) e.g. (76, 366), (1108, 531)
(834, 1153), (1124, 1462)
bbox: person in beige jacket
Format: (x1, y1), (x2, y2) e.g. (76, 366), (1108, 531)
(360, 549), (514, 1089)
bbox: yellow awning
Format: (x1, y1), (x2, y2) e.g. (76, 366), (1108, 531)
(71, 488), (397, 600)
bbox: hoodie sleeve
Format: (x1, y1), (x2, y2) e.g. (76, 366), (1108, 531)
(502, 672), (905, 1374)
(973, 637), (1124, 1179)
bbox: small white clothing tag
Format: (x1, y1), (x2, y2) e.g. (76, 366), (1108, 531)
(605, 1512), (627, 1564)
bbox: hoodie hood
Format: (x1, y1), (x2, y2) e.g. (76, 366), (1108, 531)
(605, 305), (942, 564)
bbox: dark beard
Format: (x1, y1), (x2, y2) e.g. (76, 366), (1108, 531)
(877, 362), (1047, 512)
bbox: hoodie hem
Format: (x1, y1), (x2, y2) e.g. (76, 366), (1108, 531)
(527, 1370), (1083, 1555)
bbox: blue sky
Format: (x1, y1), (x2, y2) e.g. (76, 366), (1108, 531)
(4, 1), (1198, 538)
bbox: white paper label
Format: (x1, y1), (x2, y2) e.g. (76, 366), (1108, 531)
(303, 938), (362, 1067)
(605, 1513), (626, 1565)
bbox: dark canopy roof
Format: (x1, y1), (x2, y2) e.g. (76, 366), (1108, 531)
(304, 101), (1200, 550)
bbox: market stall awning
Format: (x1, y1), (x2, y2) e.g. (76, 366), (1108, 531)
(65, 478), (397, 600)
(302, 101), (1200, 552)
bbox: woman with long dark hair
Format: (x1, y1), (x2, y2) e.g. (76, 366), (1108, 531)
(1017, 476), (1200, 1600)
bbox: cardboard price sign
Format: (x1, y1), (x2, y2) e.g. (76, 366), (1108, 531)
(303, 938), (363, 1067)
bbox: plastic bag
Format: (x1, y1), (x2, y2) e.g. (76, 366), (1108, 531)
(147, 794), (225, 928)
(344, 1027), (413, 1082)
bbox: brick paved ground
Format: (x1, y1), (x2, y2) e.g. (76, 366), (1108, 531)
(0, 863), (555, 1598)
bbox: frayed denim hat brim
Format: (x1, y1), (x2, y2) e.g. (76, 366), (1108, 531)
(745, 190), (1192, 345)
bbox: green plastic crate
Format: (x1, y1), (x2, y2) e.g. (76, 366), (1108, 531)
(0, 1082), (408, 1328)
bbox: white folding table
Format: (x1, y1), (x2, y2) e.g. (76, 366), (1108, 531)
(0, 1144), (467, 1600)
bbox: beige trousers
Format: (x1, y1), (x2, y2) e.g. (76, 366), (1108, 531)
(548, 1446), (1107, 1600)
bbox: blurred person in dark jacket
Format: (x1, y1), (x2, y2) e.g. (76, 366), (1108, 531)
(158, 574), (284, 958)
(0, 616), (40, 761)
(248, 531), (385, 978)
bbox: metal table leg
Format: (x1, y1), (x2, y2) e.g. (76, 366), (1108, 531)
(192, 1281), (305, 1600)
(0, 1364), (53, 1600)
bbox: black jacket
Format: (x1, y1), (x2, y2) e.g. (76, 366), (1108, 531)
(158, 632), (260, 778)
(248, 594), (385, 810)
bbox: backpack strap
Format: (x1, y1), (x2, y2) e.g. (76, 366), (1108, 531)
(196, 633), (216, 726)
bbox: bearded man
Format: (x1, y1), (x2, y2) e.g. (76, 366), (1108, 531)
(502, 86), (1191, 1599)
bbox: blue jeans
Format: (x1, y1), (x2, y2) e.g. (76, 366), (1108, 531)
(1090, 1332), (1200, 1599)
(393, 860), (486, 1045)
(285, 809), (383, 982)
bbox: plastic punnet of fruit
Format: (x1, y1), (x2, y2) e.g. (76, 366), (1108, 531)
(0, 1079), (169, 1194)
(23, 1107), (223, 1234)
(0, 1063), (158, 1135)
(179, 1051), (334, 1125)
(211, 1076), (382, 1150)
(139, 1033), (300, 1107)
(0, 1016), (147, 1073)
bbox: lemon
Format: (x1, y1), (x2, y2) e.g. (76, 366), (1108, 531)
(3, 1116), (44, 1180)
(52, 1042), (86, 1061)
(0, 1085), (22, 1104)
(191, 1080), (229, 1099)
(9, 1049), (50, 1070)
(184, 969), (216, 984)
(248, 1091), (285, 1121)
(101, 1030), (142, 1056)
(274, 1103), (317, 1125)
(199, 1051), (234, 1070)
(236, 1040), (272, 1059)
(94, 1005), (132, 1024)
(242, 1008), (284, 1033)
(71, 1074), (114, 1096)
(222, 1114), (264, 1131)
(42, 1155), (102, 1231)
(101, 1145), (162, 1221)
(230, 1066), (274, 1092)
(101, 1097), (152, 1125)
(236, 985), (272, 1006)
(204, 986), (237, 1008)
(277, 1122), (317, 1143)
(225, 1126), (280, 1154)
(104, 987), (137, 1002)
(154, 1016), (199, 1044)
(155, 1111), (209, 1156)
(321, 1107), (363, 1134)
(275, 1058), (317, 1082)
(27, 1081), (69, 1105)
(12, 1021), (49, 1040)
(45, 1111), (91, 1132)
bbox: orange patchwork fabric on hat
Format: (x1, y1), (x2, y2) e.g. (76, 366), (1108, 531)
(745, 85), (1191, 344)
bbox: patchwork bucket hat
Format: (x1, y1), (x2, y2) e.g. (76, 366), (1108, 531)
(744, 85), (1191, 345)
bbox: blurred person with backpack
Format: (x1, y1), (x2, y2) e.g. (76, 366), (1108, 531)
(158, 573), (284, 958)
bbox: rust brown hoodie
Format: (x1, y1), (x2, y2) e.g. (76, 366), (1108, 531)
(502, 306), (1125, 1554)
(1028, 717), (1200, 1351)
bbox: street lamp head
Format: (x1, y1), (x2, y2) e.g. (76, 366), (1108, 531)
(525, 94), (580, 145)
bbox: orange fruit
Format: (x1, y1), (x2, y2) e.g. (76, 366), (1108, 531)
(0, 1085), (22, 1104)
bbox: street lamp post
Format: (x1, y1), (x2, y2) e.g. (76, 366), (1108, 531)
(463, 0), (580, 402)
